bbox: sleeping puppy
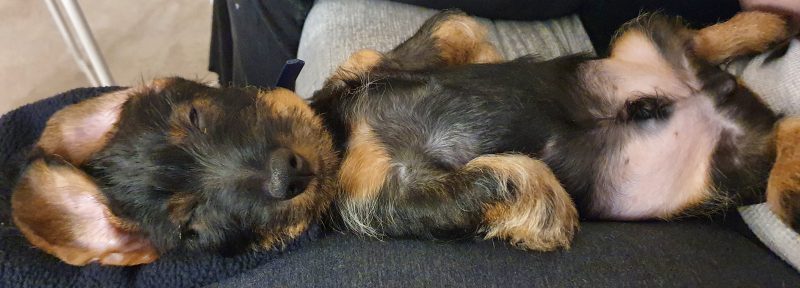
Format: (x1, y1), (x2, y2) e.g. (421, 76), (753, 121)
(11, 79), (338, 265)
(11, 10), (795, 266)
(311, 11), (798, 250)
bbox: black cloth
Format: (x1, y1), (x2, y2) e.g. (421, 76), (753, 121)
(0, 88), (319, 288)
(210, 0), (313, 88)
(579, 0), (741, 55)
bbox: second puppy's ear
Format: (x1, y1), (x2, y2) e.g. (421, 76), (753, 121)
(11, 156), (158, 266)
(36, 88), (132, 165)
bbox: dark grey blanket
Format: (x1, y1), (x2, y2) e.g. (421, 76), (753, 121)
(0, 87), (318, 287)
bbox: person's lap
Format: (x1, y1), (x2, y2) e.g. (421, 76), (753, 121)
(212, 221), (799, 287)
(212, 0), (800, 280)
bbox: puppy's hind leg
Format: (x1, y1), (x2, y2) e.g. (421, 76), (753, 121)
(384, 10), (503, 69)
(693, 11), (796, 64)
(329, 10), (503, 85)
(475, 155), (579, 250)
(338, 151), (578, 251)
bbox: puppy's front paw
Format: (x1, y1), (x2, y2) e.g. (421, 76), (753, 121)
(767, 117), (800, 230)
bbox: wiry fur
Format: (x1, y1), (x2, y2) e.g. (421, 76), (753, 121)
(12, 78), (339, 265)
(312, 10), (796, 249)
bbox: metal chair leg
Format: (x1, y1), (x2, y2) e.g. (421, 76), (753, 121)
(43, 0), (115, 86)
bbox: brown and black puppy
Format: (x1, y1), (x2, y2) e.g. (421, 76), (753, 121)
(11, 79), (338, 265)
(311, 11), (797, 250)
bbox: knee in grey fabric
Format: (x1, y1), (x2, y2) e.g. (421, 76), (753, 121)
(734, 39), (800, 272)
(295, 0), (800, 272)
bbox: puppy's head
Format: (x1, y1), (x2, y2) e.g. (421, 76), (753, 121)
(12, 78), (338, 265)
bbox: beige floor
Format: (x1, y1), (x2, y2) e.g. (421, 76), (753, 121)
(0, 0), (215, 115)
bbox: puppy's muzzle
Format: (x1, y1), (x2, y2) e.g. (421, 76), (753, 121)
(265, 148), (313, 200)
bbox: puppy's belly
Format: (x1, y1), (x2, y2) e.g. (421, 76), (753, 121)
(592, 96), (740, 220)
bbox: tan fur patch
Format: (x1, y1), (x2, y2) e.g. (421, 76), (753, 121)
(37, 89), (132, 165)
(472, 154), (578, 251)
(11, 159), (158, 266)
(167, 192), (199, 226)
(339, 121), (391, 201)
(259, 88), (316, 119)
(432, 15), (503, 65)
(150, 77), (176, 92)
(328, 49), (384, 83)
(767, 117), (800, 225)
(259, 221), (309, 250)
(693, 11), (791, 64)
(168, 97), (220, 143)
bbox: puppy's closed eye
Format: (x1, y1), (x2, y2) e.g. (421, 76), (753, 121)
(189, 106), (202, 130)
(170, 99), (217, 141)
(184, 101), (212, 133)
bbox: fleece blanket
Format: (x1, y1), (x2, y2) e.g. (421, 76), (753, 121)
(0, 87), (319, 288)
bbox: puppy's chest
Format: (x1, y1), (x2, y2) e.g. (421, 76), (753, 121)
(336, 86), (516, 169)
(571, 97), (749, 219)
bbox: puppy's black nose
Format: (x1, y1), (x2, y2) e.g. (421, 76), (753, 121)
(265, 148), (313, 200)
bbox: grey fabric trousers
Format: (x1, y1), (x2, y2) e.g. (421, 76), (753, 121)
(292, 0), (800, 277)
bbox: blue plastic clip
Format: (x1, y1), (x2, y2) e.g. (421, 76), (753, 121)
(274, 59), (305, 91)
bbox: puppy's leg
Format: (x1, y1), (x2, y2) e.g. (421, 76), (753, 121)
(474, 155), (579, 250)
(767, 117), (800, 230)
(384, 10), (503, 68)
(338, 143), (578, 250)
(327, 11), (502, 85)
(693, 11), (795, 64)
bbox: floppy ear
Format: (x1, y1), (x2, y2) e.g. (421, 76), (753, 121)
(11, 156), (158, 266)
(37, 88), (132, 165)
